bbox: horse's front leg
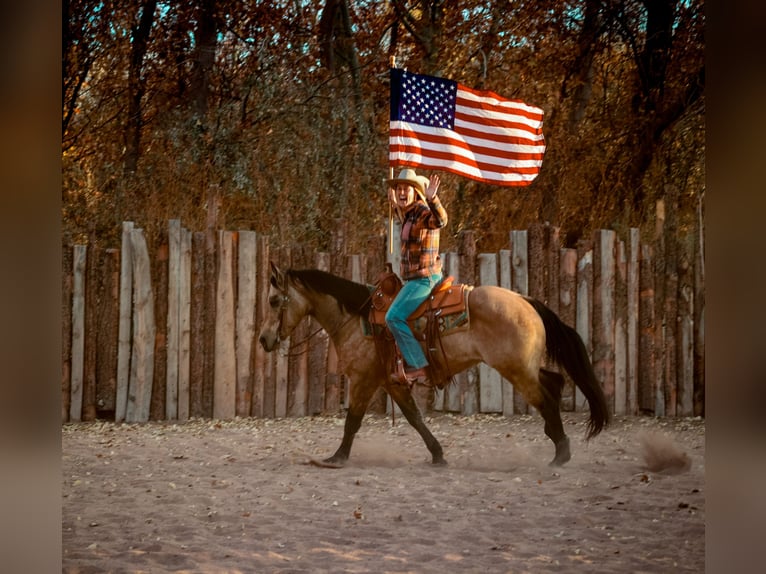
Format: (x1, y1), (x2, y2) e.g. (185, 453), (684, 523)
(323, 374), (380, 466)
(386, 382), (446, 465)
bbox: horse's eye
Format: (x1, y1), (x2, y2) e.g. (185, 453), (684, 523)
(269, 295), (281, 309)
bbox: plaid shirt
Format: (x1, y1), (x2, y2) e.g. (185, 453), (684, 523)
(399, 196), (448, 280)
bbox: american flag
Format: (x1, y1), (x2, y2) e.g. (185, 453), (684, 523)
(389, 68), (545, 186)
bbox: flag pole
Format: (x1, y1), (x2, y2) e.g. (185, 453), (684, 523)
(388, 55), (397, 254)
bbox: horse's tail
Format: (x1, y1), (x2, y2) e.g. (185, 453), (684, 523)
(525, 297), (610, 440)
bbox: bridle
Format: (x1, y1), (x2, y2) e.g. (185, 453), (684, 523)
(271, 280), (372, 357)
(271, 286), (332, 358)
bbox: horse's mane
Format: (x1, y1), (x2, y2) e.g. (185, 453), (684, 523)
(286, 269), (372, 316)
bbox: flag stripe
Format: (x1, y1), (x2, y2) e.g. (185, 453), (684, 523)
(389, 156), (540, 185)
(389, 145), (543, 173)
(390, 124), (544, 162)
(389, 68), (546, 186)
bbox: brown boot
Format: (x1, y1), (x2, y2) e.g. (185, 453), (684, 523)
(403, 366), (429, 386)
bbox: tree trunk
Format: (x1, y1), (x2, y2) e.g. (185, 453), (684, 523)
(123, 0), (157, 177)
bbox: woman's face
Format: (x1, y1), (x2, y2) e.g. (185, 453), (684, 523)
(394, 183), (417, 209)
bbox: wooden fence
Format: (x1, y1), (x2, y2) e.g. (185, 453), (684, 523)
(62, 207), (704, 423)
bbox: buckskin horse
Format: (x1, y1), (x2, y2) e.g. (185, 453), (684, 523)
(258, 263), (609, 467)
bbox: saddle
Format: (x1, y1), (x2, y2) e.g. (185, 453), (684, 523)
(367, 265), (472, 388)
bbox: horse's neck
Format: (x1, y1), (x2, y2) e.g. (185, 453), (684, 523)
(309, 293), (358, 348)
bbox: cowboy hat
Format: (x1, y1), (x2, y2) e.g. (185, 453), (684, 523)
(387, 168), (427, 198)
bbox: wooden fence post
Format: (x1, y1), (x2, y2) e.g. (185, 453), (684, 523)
(96, 248), (120, 418)
(166, 219), (181, 419)
(499, 249), (516, 417)
(69, 244), (87, 422)
(189, 232), (206, 417)
(678, 231), (695, 416)
(213, 230), (237, 419)
(559, 248), (577, 411)
(236, 230), (257, 418)
(62, 245), (73, 422)
(478, 253), (503, 413)
(614, 238), (627, 415)
(639, 243), (656, 413)
(627, 229), (640, 415)
(663, 185), (679, 416)
(510, 229), (529, 414)
(575, 240), (593, 411)
(115, 221), (134, 422)
(593, 229), (616, 414)
(250, 234), (270, 417)
(458, 230), (478, 415)
(693, 193), (705, 417)
(178, 228), (192, 420)
(272, 246), (291, 418)
(288, 246), (311, 417)
(126, 228), (155, 423)
(652, 199), (666, 416)
(442, 251), (463, 413)
(82, 242), (98, 421)
(151, 235), (168, 421)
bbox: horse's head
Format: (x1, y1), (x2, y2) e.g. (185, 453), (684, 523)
(258, 262), (311, 352)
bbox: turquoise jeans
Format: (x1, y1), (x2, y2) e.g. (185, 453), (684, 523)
(385, 273), (442, 369)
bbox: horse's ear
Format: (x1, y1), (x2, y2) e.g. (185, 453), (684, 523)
(270, 261), (285, 289)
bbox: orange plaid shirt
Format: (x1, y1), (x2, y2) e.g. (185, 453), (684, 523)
(399, 196), (448, 280)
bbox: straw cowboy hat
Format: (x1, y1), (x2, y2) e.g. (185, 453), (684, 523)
(387, 168), (429, 200)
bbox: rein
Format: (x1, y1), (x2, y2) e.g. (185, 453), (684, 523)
(275, 287), (372, 358)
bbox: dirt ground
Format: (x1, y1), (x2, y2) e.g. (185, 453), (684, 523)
(62, 412), (705, 573)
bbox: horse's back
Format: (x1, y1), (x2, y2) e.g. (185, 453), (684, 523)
(462, 284), (546, 365)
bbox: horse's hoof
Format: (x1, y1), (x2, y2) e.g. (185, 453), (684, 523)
(309, 457), (345, 469)
(432, 457), (448, 466)
(549, 437), (571, 467)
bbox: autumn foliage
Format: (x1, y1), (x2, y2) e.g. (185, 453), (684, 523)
(62, 0), (704, 254)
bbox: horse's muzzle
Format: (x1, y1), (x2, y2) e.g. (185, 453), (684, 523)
(258, 332), (277, 352)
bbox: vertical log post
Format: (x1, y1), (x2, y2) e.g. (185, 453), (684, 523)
(96, 248), (120, 418)
(510, 229), (529, 414)
(693, 193), (705, 417)
(115, 221), (134, 422)
(213, 230), (237, 419)
(593, 230), (616, 414)
(627, 229), (640, 415)
(288, 246), (311, 417)
(575, 240), (593, 412)
(251, 234), (270, 417)
(638, 243), (656, 413)
(236, 230), (257, 418)
(189, 232), (206, 418)
(310, 252), (331, 415)
(82, 243), (99, 421)
(559, 248), (577, 411)
(178, 228), (192, 420)
(677, 232), (695, 416)
(69, 244), (87, 422)
(126, 228), (155, 423)
(663, 185), (679, 416)
(458, 230), (478, 415)
(61, 245), (73, 422)
(151, 237), (169, 421)
(166, 219), (182, 419)
(499, 249), (515, 416)
(478, 253), (503, 413)
(271, 246), (291, 418)
(614, 239), (627, 415)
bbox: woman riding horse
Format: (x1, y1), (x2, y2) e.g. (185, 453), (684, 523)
(386, 168), (448, 387)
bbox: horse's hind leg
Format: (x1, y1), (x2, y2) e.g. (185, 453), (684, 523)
(538, 368), (570, 466)
(386, 383), (446, 465)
